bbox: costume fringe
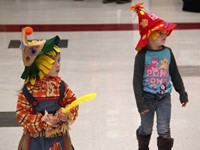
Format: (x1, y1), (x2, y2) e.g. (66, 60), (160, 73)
(25, 122), (70, 138)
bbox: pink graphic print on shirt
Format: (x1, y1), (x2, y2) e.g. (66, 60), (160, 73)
(145, 57), (169, 93)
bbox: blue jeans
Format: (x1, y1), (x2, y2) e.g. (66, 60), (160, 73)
(137, 92), (171, 138)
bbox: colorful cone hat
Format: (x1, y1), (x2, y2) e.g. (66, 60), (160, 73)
(20, 26), (60, 85)
(130, 2), (176, 51)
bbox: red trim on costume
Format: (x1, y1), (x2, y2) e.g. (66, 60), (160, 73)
(35, 97), (59, 101)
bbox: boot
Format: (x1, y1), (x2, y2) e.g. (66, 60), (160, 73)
(116, 0), (131, 4)
(136, 130), (151, 150)
(157, 137), (174, 150)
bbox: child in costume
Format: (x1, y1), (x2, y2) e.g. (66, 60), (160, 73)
(16, 27), (78, 150)
(130, 3), (188, 150)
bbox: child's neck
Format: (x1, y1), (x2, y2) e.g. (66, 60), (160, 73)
(147, 45), (163, 50)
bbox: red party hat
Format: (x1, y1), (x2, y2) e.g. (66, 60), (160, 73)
(130, 2), (176, 51)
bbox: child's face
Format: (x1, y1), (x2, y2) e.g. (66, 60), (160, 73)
(149, 30), (168, 50)
(47, 53), (60, 77)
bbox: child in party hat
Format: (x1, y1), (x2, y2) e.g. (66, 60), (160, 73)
(16, 27), (78, 150)
(130, 3), (188, 150)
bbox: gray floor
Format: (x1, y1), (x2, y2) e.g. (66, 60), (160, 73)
(0, 0), (200, 149)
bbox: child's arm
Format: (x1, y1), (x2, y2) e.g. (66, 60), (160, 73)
(16, 93), (60, 133)
(169, 50), (188, 105)
(16, 93), (44, 133)
(133, 51), (149, 113)
(58, 82), (79, 124)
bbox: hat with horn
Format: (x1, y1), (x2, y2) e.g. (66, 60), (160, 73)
(20, 26), (60, 85)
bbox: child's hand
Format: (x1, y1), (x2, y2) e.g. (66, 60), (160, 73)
(58, 110), (69, 122)
(140, 109), (149, 115)
(56, 109), (73, 123)
(42, 111), (60, 128)
(48, 115), (60, 127)
(181, 102), (188, 107)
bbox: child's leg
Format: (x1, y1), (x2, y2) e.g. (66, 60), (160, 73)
(156, 94), (171, 138)
(138, 110), (155, 135)
(156, 94), (174, 150)
(138, 93), (157, 135)
(137, 96), (156, 150)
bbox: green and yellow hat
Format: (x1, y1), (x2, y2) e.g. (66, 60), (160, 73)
(20, 27), (61, 85)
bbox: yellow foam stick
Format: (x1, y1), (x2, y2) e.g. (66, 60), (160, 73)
(62, 93), (97, 113)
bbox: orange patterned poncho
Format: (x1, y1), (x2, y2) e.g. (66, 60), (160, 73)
(16, 76), (78, 137)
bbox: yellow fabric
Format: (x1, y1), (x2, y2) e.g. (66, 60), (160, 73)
(46, 50), (56, 57)
(28, 40), (38, 44)
(150, 30), (160, 40)
(37, 64), (50, 74)
(38, 55), (55, 64)
(25, 76), (36, 85)
(54, 45), (61, 53)
(150, 30), (168, 40)
(36, 58), (54, 69)
(38, 71), (44, 79)
(36, 46), (60, 77)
